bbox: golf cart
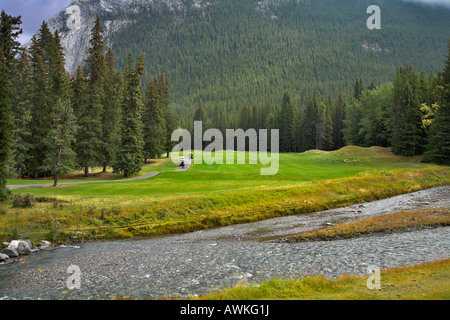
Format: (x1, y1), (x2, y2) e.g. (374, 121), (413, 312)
(180, 157), (186, 167)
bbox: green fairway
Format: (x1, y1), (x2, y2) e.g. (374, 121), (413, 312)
(10, 146), (433, 198)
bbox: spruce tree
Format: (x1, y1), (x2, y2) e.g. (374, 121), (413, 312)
(164, 107), (179, 157)
(143, 76), (166, 160)
(0, 10), (22, 70)
(11, 50), (32, 177)
(42, 99), (77, 186)
(391, 65), (424, 156)
(27, 24), (54, 178)
(300, 94), (319, 152)
(0, 48), (12, 200)
(354, 78), (364, 100)
(1, 12), (28, 178)
(322, 95), (334, 151)
(100, 48), (122, 172)
(76, 16), (105, 177)
(113, 54), (146, 177)
(422, 39), (450, 165)
(280, 91), (296, 153)
(332, 93), (346, 150)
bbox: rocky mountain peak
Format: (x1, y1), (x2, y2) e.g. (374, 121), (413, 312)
(43, 0), (214, 74)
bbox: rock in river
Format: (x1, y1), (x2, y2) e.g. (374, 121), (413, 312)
(8, 240), (31, 255)
(1, 248), (19, 258)
(0, 253), (9, 262)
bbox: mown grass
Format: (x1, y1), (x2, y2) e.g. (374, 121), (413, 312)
(1, 147), (449, 243)
(195, 259), (450, 300)
(282, 208), (450, 242)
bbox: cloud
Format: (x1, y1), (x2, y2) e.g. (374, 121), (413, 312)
(0, 0), (72, 44)
(401, 0), (450, 9)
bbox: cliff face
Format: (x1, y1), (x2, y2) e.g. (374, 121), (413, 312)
(44, 0), (215, 74)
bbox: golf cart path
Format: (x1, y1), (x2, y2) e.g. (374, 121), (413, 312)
(7, 158), (191, 190)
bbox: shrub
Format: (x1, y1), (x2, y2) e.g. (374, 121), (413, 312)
(12, 193), (36, 208)
(0, 203), (7, 215)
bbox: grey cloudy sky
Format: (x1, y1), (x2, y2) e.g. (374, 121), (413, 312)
(402, 0), (450, 7)
(0, 0), (449, 44)
(0, 0), (71, 44)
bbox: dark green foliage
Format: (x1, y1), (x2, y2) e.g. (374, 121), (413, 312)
(143, 76), (166, 160)
(77, 16), (106, 177)
(391, 65), (425, 156)
(280, 92), (296, 153)
(11, 51), (32, 177)
(0, 10), (22, 69)
(26, 22), (71, 178)
(0, 11), (22, 200)
(100, 48), (122, 171)
(113, 54), (146, 177)
(0, 48), (12, 201)
(42, 99), (77, 186)
(332, 93), (346, 150)
(423, 40), (450, 165)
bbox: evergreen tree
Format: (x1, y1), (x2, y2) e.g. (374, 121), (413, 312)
(332, 93), (346, 150)
(143, 76), (166, 160)
(193, 103), (206, 149)
(0, 48), (12, 200)
(423, 39), (450, 165)
(299, 93), (331, 151)
(391, 65), (424, 156)
(27, 24), (54, 178)
(359, 84), (393, 147)
(114, 54), (146, 177)
(42, 99), (77, 186)
(100, 48), (122, 172)
(321, 96), (334, 151)
(0, 10), (22, 70)
(164, 107), (179, 157)
(76, 16), (106, 177)
(11, 50), (32, 177)
(354, 78), (364, 100)
(71, 65), (88, 118)
(280, 92), (296, 152)
(300, 94), (320, 151)
(194, 103), (206, 122)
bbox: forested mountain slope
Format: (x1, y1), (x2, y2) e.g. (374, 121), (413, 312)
(46, 0), (450, 115)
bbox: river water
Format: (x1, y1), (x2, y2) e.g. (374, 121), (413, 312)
(0, 186), (449, 300)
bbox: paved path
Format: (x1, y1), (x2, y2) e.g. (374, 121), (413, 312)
(7, 158), (191, 190)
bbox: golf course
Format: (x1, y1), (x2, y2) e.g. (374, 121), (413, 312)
(1, 146), (449, 244)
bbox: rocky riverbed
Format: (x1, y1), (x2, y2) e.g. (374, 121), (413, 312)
(0, 186), (449, 300)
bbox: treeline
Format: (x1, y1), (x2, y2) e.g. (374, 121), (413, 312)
(0, 12), (176, 200)
(183, 39), (450, 163)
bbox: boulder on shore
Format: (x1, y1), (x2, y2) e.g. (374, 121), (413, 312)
(2, 247), (19, 258)
(0, 253), (9, 262)
(38, 240), (51, 250)
(8, 240), (31, 255)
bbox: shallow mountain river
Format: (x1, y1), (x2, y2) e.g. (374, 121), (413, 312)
(1, 186), (448, 300)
